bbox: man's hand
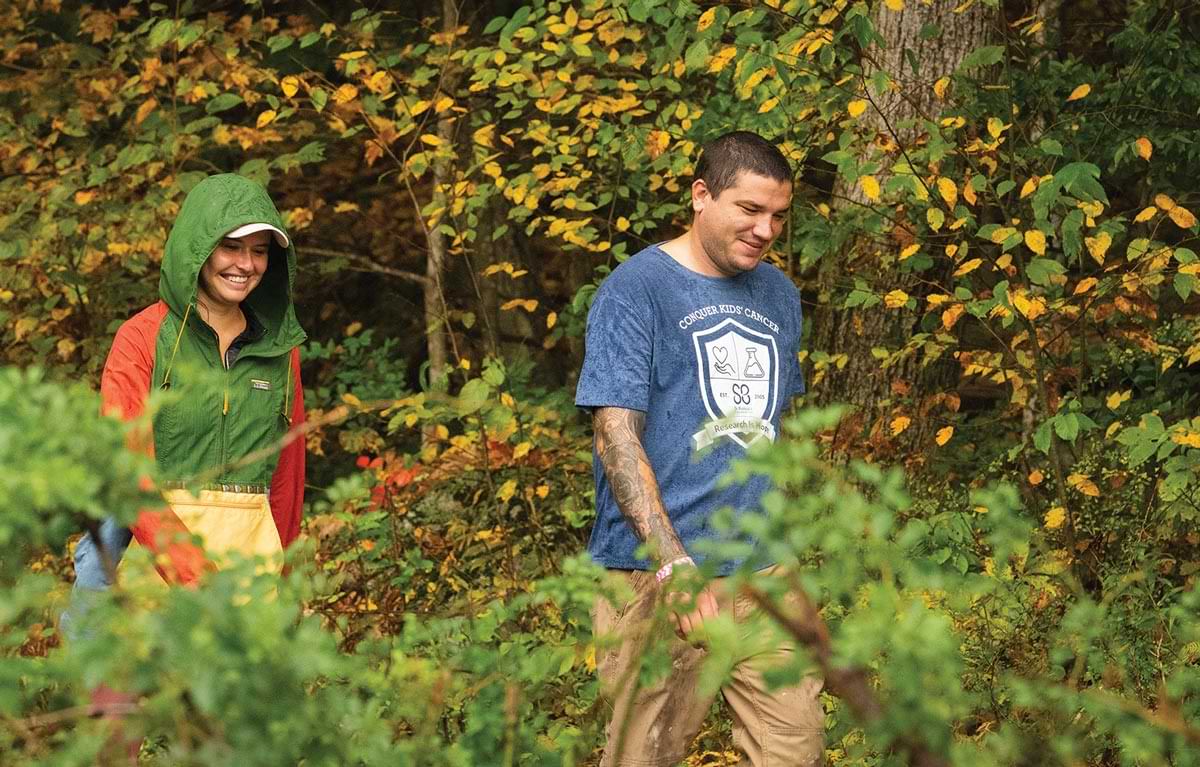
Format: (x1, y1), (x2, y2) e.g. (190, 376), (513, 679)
(666, 584), (720, 643)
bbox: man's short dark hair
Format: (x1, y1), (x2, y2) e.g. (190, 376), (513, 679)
(694, 131), (792, 199)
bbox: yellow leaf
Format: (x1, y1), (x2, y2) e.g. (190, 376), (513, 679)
(1173, 430), (1200, 449)
(953, 258), (983, 277)
(1024, 229), (1047, 255)
(927, 208), (943, 232)
(565, 6), (578, 26)
(420, 134), (442, 147)
(1134, 206), (1157, 223)
(1106, 390), (1131, 410)
(990, 226), (1017, 244)
(847, 99), (868, 118)
(332, 83), (359, 104)
(945, 244), (959, 258)
(434, 96), (454, 113)
(1066, 83), (1091, 102)
(256, 109), (276, 129)
(513, 441), (532, 460)
(942, 304), (965, 330)
(1085, 232), (1111, 265)
(280, 75), (300, 98)
(459, 358), (471, 370)
(1028, 469), (1044, 486)
(884, 289), (909, 309)
(900, 243), (920, 261)
(473, 125), (495, 148)
(546, 311), (558, 329)
(339, 50), (368, 61)
(987, 117), (1006, 138)
(697, 7), (717, 31)
(135, 97), (157, 126)
(500, 298), (539, 312)
(758, 97), (779, 114)
(935, 426), (954, 446)
(1135, 137), (1152, 161)
(962, 179), (977, 206)
(616, 216), (630, 232)
(1073, 277), (1098, 295)
(884, 0), (904, 10)
(1067, 473), (1100, 497)
(1020, 177), (1038, 198)
(1044, 507), (1066, 530)
(937, 177), (958, 207)
(1011, 290), (1046, 320)
(996, 254), (1012, 269)
(1154, 193), (1177, 211)
(926, 294), (952, 307)
(890, 415), (911, 436)
(933, 77), (950, 100)
(497, 479), (518, 502)
(861, 175), (880, 201)
(341, 392), (363, 408)
(74, 189), (97, 205)
(1169, 206), (1197, 229)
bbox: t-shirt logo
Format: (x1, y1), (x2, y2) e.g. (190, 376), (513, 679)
(691, 318), (779, 449)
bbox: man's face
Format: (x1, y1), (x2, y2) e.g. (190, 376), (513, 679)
(198, 230), (271, 310)
(691, 171), (792, 277)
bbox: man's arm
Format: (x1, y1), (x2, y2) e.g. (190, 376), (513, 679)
(593, 406), (687, 564)
(594, 406), (717, 640)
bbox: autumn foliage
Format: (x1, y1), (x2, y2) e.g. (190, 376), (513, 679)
(3, 0), (1200, 764)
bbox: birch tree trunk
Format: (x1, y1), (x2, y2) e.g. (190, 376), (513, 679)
(809, 1), (996, 451)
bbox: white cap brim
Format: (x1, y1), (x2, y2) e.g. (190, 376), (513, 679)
(224, 222), (289, 248)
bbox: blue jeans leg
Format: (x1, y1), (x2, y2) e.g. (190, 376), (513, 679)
(60, 519), (132, 640)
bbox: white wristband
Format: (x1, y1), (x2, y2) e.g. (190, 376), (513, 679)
(655, 555), (695, 584)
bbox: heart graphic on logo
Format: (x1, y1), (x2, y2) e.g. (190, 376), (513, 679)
(712, 345), (735, 375)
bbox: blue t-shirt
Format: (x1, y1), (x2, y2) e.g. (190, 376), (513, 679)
(576, 245), (805, 575)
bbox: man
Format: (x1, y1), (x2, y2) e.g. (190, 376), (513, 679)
(576, 131), (823, 766)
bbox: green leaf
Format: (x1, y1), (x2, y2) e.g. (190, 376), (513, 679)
(267, 34), (293, 53)
(311, 88), (328, 112)
(958, 45), (1004, 70)
(456, 378), (491, 415)
(1034, 420), (1052, 454)
(1053, 413), (1079, 443)
(684, 40), (710, 71)
(205, 93), (243, 115)
(1027, 258), (1066, 286)
(1039, 138), (1063, 156)
(147, 19), (175, 49)
(1174, 273), (1194, 300)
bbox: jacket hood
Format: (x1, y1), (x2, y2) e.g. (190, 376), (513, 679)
(160, 174), (305, 353)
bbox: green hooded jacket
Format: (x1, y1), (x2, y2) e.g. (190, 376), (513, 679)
(150, 174), (307, 485)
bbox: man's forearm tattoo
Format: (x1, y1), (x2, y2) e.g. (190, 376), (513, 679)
(594, 407), (687, 563)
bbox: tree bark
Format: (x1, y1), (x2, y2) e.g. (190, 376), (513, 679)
(809, 1), (995, 453)
(422, 0), (459, 389)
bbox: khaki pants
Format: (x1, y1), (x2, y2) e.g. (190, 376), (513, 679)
(592, 566), (824, 767)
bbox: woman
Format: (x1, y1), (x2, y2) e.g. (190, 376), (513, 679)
(70, 173), (306, 596)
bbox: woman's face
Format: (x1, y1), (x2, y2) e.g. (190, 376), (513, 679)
(198, 230), (271, 311)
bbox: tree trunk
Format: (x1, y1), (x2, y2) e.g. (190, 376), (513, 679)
(809, 1), (995, 454)
(422, 0), (459, 389)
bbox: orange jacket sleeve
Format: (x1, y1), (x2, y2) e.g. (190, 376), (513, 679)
(269, 348), (306, 548)
(100, 303), (208, 586)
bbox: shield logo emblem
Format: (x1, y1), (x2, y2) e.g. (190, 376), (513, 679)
(691, 318), (779, 449)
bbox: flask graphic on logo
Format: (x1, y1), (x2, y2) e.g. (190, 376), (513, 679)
(743, 348), (765, 378)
